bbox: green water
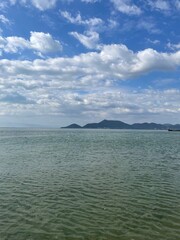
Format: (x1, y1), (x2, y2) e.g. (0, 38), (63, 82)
(0, 129), (179, 240)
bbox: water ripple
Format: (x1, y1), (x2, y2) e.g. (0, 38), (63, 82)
(0, 129), (179, 240)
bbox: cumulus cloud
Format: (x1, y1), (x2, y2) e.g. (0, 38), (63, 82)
(62, 89), (180, 118)
(0, 32), (62, 56)
(0, 36), (29, 55)
(0, 44), (180, 124)
(0, 84), (180, 125)
(70, 31), (99, 49)
(0, 44), (179, 80)
(111, 0), (142, 15)
(30, 32), (62, 53)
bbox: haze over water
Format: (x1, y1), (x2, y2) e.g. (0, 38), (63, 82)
(0, 129), (179, 240)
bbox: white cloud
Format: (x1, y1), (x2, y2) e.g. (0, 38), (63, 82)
(147, 39), (160, 45)
(148, 0), (170, 11)
(60, 11), (103, 29)
(0, 15), (11, 25)
(0, 44), (179, 80)
(133, 48), (178, 73)
(167, 42), (180, 50)
(31, 0), (57, 11)
(108, 19), (118, 29)
(0, 1), (8, 10)
(30, 32), (62, 53)
(0, 44), (180, 125)
(0, 32), (62, 56)
(2, 36), (29, 53)
(8, 0), (98, 11)
(8, 0), (58, 10)
(0, 84), (180, 126)
(111, 0), (142, 15)
(70, 31), (99, 49)
(137, 19), (160, 34)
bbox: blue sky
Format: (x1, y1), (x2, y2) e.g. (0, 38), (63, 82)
(0, 0), (180, 127)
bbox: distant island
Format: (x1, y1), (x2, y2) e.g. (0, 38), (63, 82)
(62, 119), (180, 130)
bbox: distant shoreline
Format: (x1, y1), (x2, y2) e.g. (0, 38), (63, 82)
(62, 119), (180, 131)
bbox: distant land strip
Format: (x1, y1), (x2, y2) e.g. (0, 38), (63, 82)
(62, 120), (180, 130)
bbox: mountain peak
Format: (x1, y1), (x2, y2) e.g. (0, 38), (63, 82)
(62, 123), (82, 129)
(62, 120), (180, 130)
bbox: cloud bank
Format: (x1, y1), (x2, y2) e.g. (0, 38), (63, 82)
(0, 32), (62, 56)
(0, 44), (180, 125)
(1, 44), (179, 80)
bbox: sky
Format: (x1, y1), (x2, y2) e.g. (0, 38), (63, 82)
(0, 0), (180, 127)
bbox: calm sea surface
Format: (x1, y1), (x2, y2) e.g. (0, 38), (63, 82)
(0, 129), (179, 240)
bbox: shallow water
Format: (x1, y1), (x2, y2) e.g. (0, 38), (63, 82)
(0, 129), (179, 240)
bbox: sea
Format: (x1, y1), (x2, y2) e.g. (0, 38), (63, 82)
(0, 129), (179, 240)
